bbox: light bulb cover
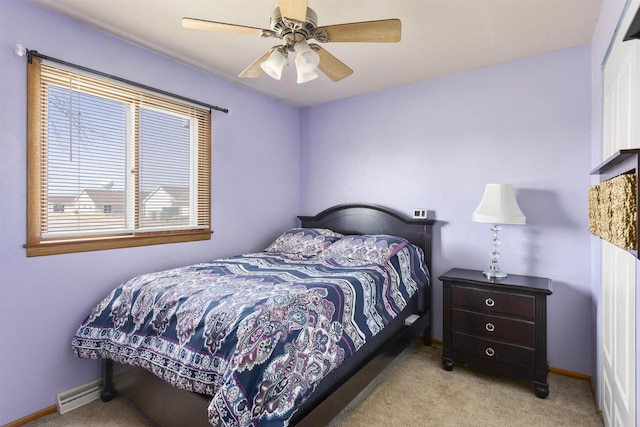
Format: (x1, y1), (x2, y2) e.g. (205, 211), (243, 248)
(296, 69), (318, 84)
(260, 49), (287, 80)
(294, 41), (320, 73)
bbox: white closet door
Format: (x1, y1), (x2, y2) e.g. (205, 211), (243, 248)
(601, 3), (640, 426)
(602, 4), (640, 160)
(601, 240), (636, 427)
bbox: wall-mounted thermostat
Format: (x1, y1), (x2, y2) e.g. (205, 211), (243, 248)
(413, 209), (427, 219)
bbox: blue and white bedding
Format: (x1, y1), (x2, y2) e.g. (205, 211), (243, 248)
(72, 231), (429, 426)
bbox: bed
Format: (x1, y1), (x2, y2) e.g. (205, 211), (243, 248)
(72, 204), (436, 426)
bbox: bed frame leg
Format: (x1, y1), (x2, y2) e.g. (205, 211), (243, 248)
(422, 325), (432, 346)
(101, 359), (116, 402)
(422, 309), (432, 346)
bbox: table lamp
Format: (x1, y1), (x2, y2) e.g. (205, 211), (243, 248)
(472, 183), (526, 278)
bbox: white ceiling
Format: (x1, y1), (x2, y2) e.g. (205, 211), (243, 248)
(28, 0), (603, 108)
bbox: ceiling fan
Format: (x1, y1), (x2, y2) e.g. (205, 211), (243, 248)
(182, 0), (401, 84)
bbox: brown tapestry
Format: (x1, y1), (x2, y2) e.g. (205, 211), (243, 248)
(588, 173), (637, 250)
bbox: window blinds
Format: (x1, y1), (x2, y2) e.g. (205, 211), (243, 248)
(35, 60), (211, 240)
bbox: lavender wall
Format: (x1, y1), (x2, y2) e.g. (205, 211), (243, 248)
(0, 0), (616, 424)
(300, 46), (593, 374)
(0, 1), (299, 424)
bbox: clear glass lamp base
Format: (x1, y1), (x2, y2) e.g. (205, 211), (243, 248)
(483, 269), (507, 279)
(484, 224), (508, 279)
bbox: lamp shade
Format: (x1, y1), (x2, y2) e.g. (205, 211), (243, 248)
(472, 183), (526, 225)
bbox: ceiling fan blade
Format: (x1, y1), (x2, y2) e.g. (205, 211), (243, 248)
(317, 19), (401, 43)
(279, 0), (308, 22)
(238, 50), (271, 78)
(311, 45), (353, 82)
(182, 17), (268, 36)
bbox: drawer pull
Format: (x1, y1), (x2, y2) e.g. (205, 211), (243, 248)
(485, 347), (495, 357)
(485, 322), (495, 332)
(485, 298), (495, 307)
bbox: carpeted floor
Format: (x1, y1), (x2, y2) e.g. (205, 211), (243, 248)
(25, 343), (603, 426)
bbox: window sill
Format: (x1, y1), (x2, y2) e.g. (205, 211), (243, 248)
(25, 229), (212, 257)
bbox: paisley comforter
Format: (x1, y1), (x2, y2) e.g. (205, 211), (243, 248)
(72, 244), (429, 426)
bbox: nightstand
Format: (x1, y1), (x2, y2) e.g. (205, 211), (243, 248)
(439, 268), (553, 398)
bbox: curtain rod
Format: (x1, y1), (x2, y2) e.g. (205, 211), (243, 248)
(22, 47), (230, 114)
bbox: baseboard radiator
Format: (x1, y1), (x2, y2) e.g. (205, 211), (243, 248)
(56, 378), (102, 414)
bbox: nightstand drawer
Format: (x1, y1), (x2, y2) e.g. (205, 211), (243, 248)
(452, 332), (535, 370)
(451, 285), (535, 319)
(452, 308), (535, 346)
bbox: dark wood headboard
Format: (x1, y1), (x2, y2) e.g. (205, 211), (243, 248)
(298, 203), (436, 275)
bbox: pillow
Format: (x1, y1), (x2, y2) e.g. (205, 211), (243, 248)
(264, 228), (343, 258)
(319, 234), (410, 266)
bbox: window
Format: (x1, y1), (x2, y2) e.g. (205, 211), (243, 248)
(26, 57), (211, 256)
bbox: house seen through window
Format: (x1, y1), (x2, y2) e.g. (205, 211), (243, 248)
(26, 57), (212, 256)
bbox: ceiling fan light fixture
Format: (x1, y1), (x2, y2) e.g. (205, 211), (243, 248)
(294, 40), (320, 73)
(296, 68), (318, 84)
(184, 3), (402, 84)
(260, 48), (287, 80)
